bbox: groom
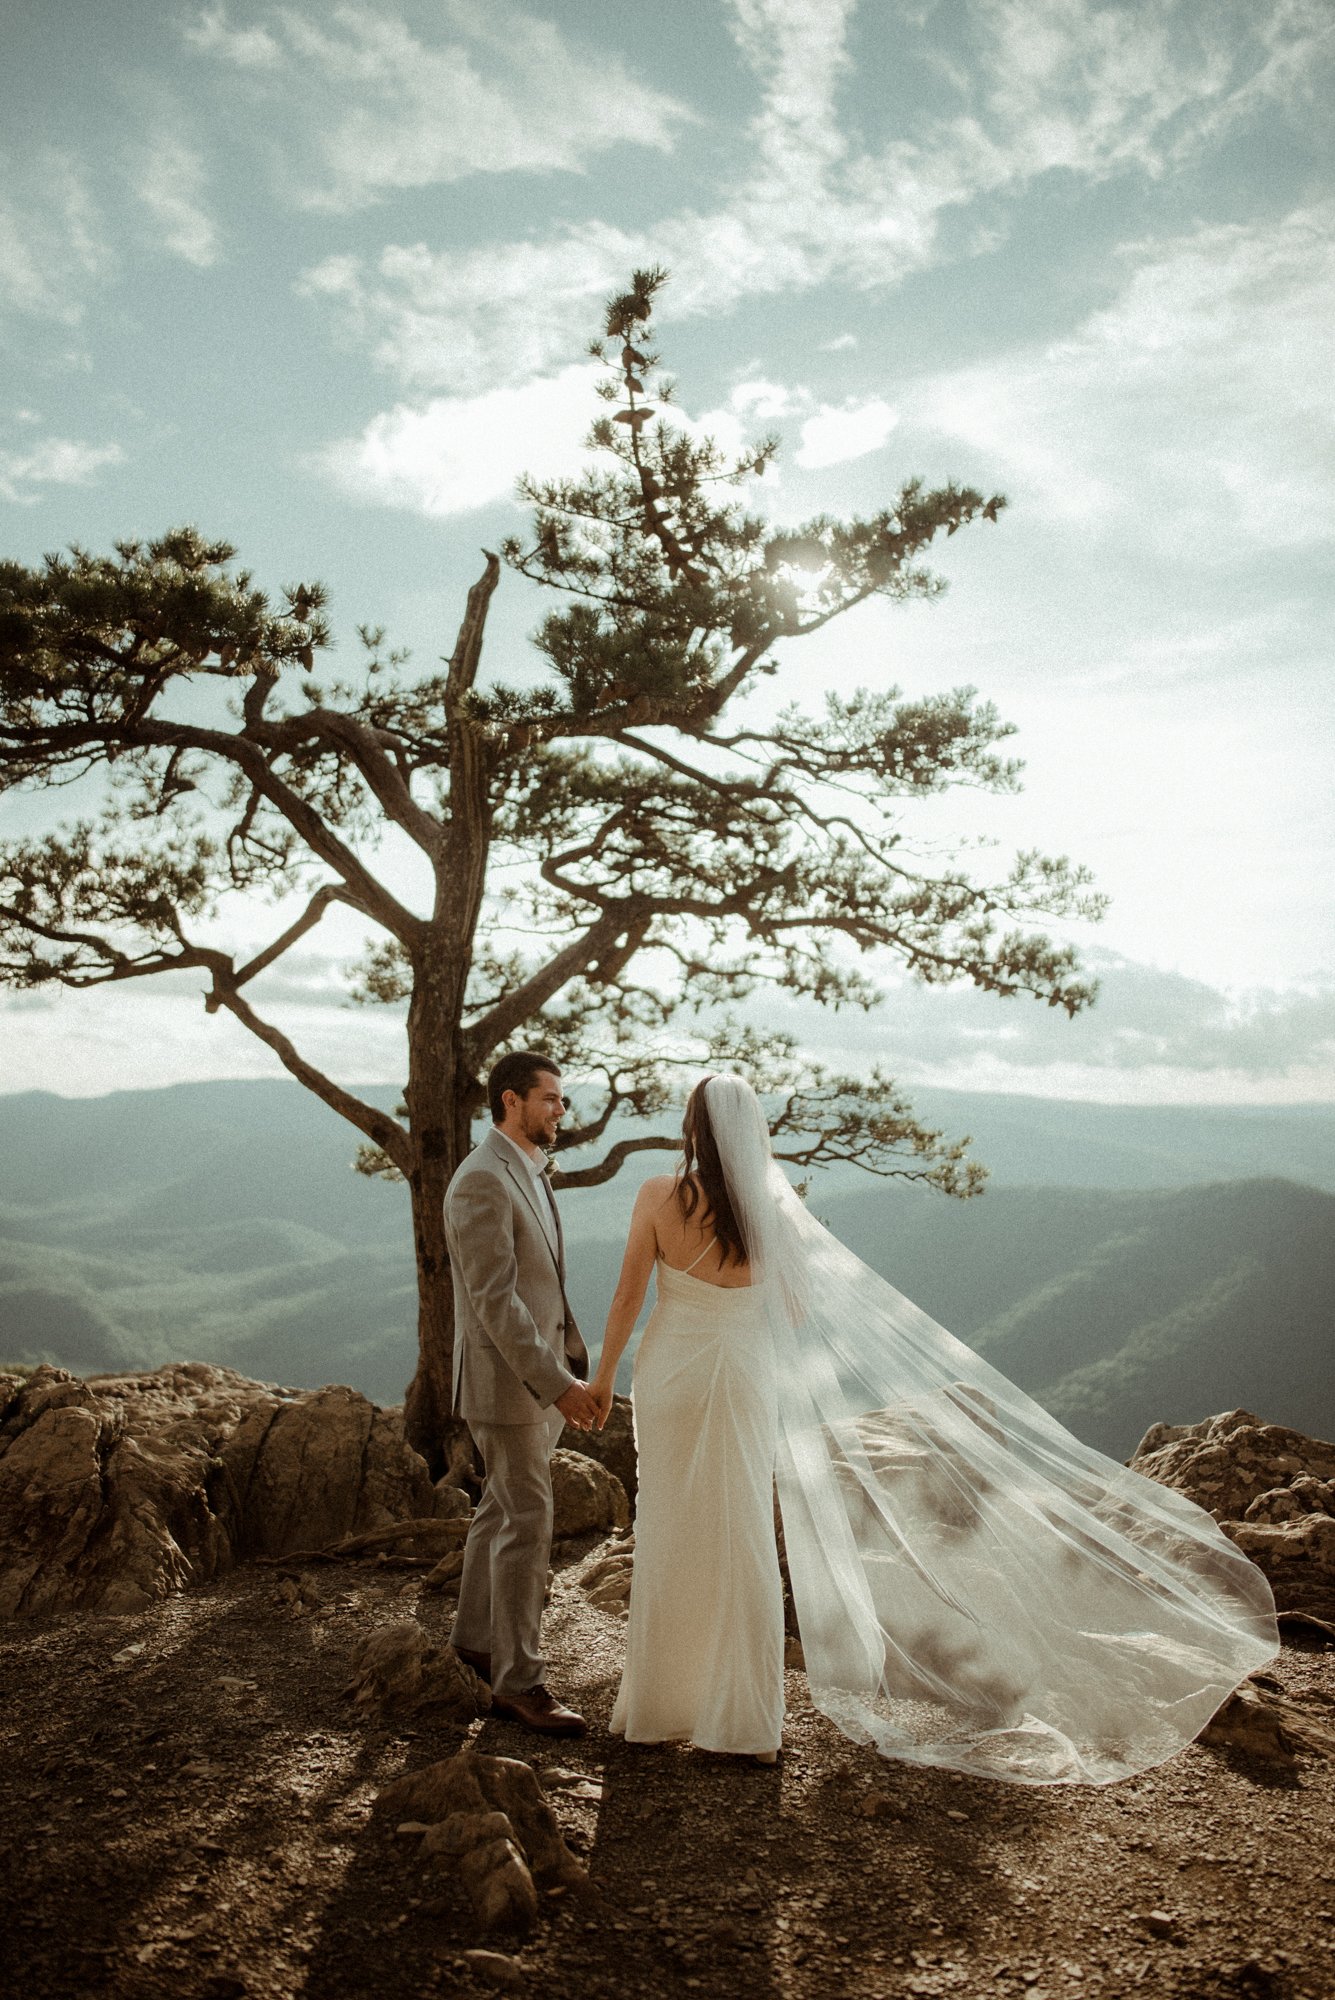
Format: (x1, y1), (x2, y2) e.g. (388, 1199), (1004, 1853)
(444, 1050), (597, 1736)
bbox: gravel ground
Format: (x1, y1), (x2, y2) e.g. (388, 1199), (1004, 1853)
(3, 1539), (1333, 2000)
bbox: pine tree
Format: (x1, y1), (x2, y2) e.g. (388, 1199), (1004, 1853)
(0, 270), (1103, 1461)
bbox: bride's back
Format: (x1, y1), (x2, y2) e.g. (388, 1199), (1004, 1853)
(644, 1173), (755, 1289)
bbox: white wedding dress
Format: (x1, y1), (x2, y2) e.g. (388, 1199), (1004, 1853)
(610, 1244), (785, 1755)
(611, 1079), (1279, 1786)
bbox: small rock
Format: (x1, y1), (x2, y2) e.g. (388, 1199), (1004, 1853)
(423, 1549), (465, 1592)
(1139, 1910), (1176, 1938)
(945, 1809), (968, 1822)
(1198, 1677), (1335, 1768)
(381, 1747), (586, 1937)
(344, 1620), (491, 1725)
(462, 1948), (525, 1990)
(859, 1791), (897, 1819)
(395, 1821), (433, 1837)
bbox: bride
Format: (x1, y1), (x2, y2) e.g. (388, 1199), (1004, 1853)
(588, 1074), (1278, 1785)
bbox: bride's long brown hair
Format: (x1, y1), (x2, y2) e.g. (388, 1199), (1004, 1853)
(676, 1076), (748, 1266)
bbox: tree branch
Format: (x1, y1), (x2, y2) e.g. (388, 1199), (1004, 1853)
(250, 707), (443, 856)
(551, 1132), (679, 1188)
(232, 883), (357, 988)
(203, 973), (412, 1169)
(136, 717), (420, 940)
(466, 906), (651, 1057)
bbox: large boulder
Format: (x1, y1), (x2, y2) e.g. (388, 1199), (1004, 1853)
(1132, 1408), (1335, 1624)
(549, 1447), (630, 1538)
(0, 1363), (454, 1618)
(561, 1393), (638, 1509)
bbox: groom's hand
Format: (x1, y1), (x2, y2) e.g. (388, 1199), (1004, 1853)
(555, 1381), (598, 1431)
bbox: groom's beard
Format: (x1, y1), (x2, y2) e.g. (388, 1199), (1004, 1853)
(521, 1106), (560, 1150)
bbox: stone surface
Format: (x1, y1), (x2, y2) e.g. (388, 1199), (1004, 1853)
(379, 1747), (586, 1936)
(1132, 1408), (1335, 1622)
(577, 1541), (634, 1613)
(0, 1363), (457, 1618)
(561, 1393), (638, 1508)
(1199, 1672), (1335, 1769)
(461, 1949), (526, 1990)
(549, 1447), (630, 1539)
(344, 1620), (491, 1725)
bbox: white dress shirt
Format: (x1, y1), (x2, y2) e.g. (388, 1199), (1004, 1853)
(494, 1130), (560, 1258)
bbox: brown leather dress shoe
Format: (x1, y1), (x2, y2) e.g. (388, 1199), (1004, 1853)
(490, 1685), (587, 1737)
(453, 1645), (492, 1684)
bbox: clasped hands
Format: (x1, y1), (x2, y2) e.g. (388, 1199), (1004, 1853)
(555, 1376), (615, 1432)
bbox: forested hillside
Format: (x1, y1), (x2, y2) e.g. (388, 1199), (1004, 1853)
(2, 1081), (1332, 1457)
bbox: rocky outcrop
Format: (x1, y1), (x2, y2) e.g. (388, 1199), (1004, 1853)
(0, 1363), (453, 1618)
(1132, 1408), (1335, 1623)
(0, 1364), (634, 1620)
(379, 1748), (587, 1935)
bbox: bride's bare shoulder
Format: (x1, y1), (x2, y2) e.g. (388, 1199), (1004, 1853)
(636, 1172), (679, 1206)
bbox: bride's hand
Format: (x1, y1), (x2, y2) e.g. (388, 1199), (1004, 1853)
(589, 1375), (615, 1430)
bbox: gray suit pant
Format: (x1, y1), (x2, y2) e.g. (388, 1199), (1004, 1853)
(450, 1408), (565, 1697)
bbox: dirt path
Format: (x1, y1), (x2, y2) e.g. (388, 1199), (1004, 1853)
(4, 1539), (1333, 2000)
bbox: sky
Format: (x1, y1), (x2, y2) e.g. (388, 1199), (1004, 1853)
(1, 0), (1333, 1108)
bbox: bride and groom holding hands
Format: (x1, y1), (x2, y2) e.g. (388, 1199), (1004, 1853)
(444, 1049), (779, 1751)
(445, 1050), (1279, 1785)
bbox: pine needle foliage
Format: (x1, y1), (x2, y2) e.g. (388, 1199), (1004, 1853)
(0, 270), (1104, 1454)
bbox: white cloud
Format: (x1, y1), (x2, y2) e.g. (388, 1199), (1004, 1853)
(729, 0), (857, 181)
(907, 204), (1335, 552)
(0, 150), (110, 324)
(299, 0), (1333, 396)
(796, 396), (898, 469)
(132, 133), (220, 267)
(188, 1), (691, 212)
(319, 363), (815, 522)
(298, 226), (638, 390)
(0, 435), (125, 505)
(183, 5), (282, 67)
(319, 362), (601, 517)
(771, 952), (1335, 1101)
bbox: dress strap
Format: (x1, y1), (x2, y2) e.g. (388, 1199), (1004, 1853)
(682, 1234), (717, 1274)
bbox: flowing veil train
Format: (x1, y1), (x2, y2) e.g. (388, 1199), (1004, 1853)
(702, 1075), (1278, 1786)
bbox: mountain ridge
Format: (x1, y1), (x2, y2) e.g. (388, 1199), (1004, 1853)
(2, 1081), (1332, 1459)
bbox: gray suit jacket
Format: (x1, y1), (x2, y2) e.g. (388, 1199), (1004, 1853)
(444, 1128), (588, 1426)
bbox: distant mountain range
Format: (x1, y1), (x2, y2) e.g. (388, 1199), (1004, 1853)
(1, 1079), (1332, 1459)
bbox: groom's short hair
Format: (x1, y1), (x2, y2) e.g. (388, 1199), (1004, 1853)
(488, 1051), (561, 1123)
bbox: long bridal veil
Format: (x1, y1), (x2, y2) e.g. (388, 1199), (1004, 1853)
(703, 1075), (1278, 1786)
